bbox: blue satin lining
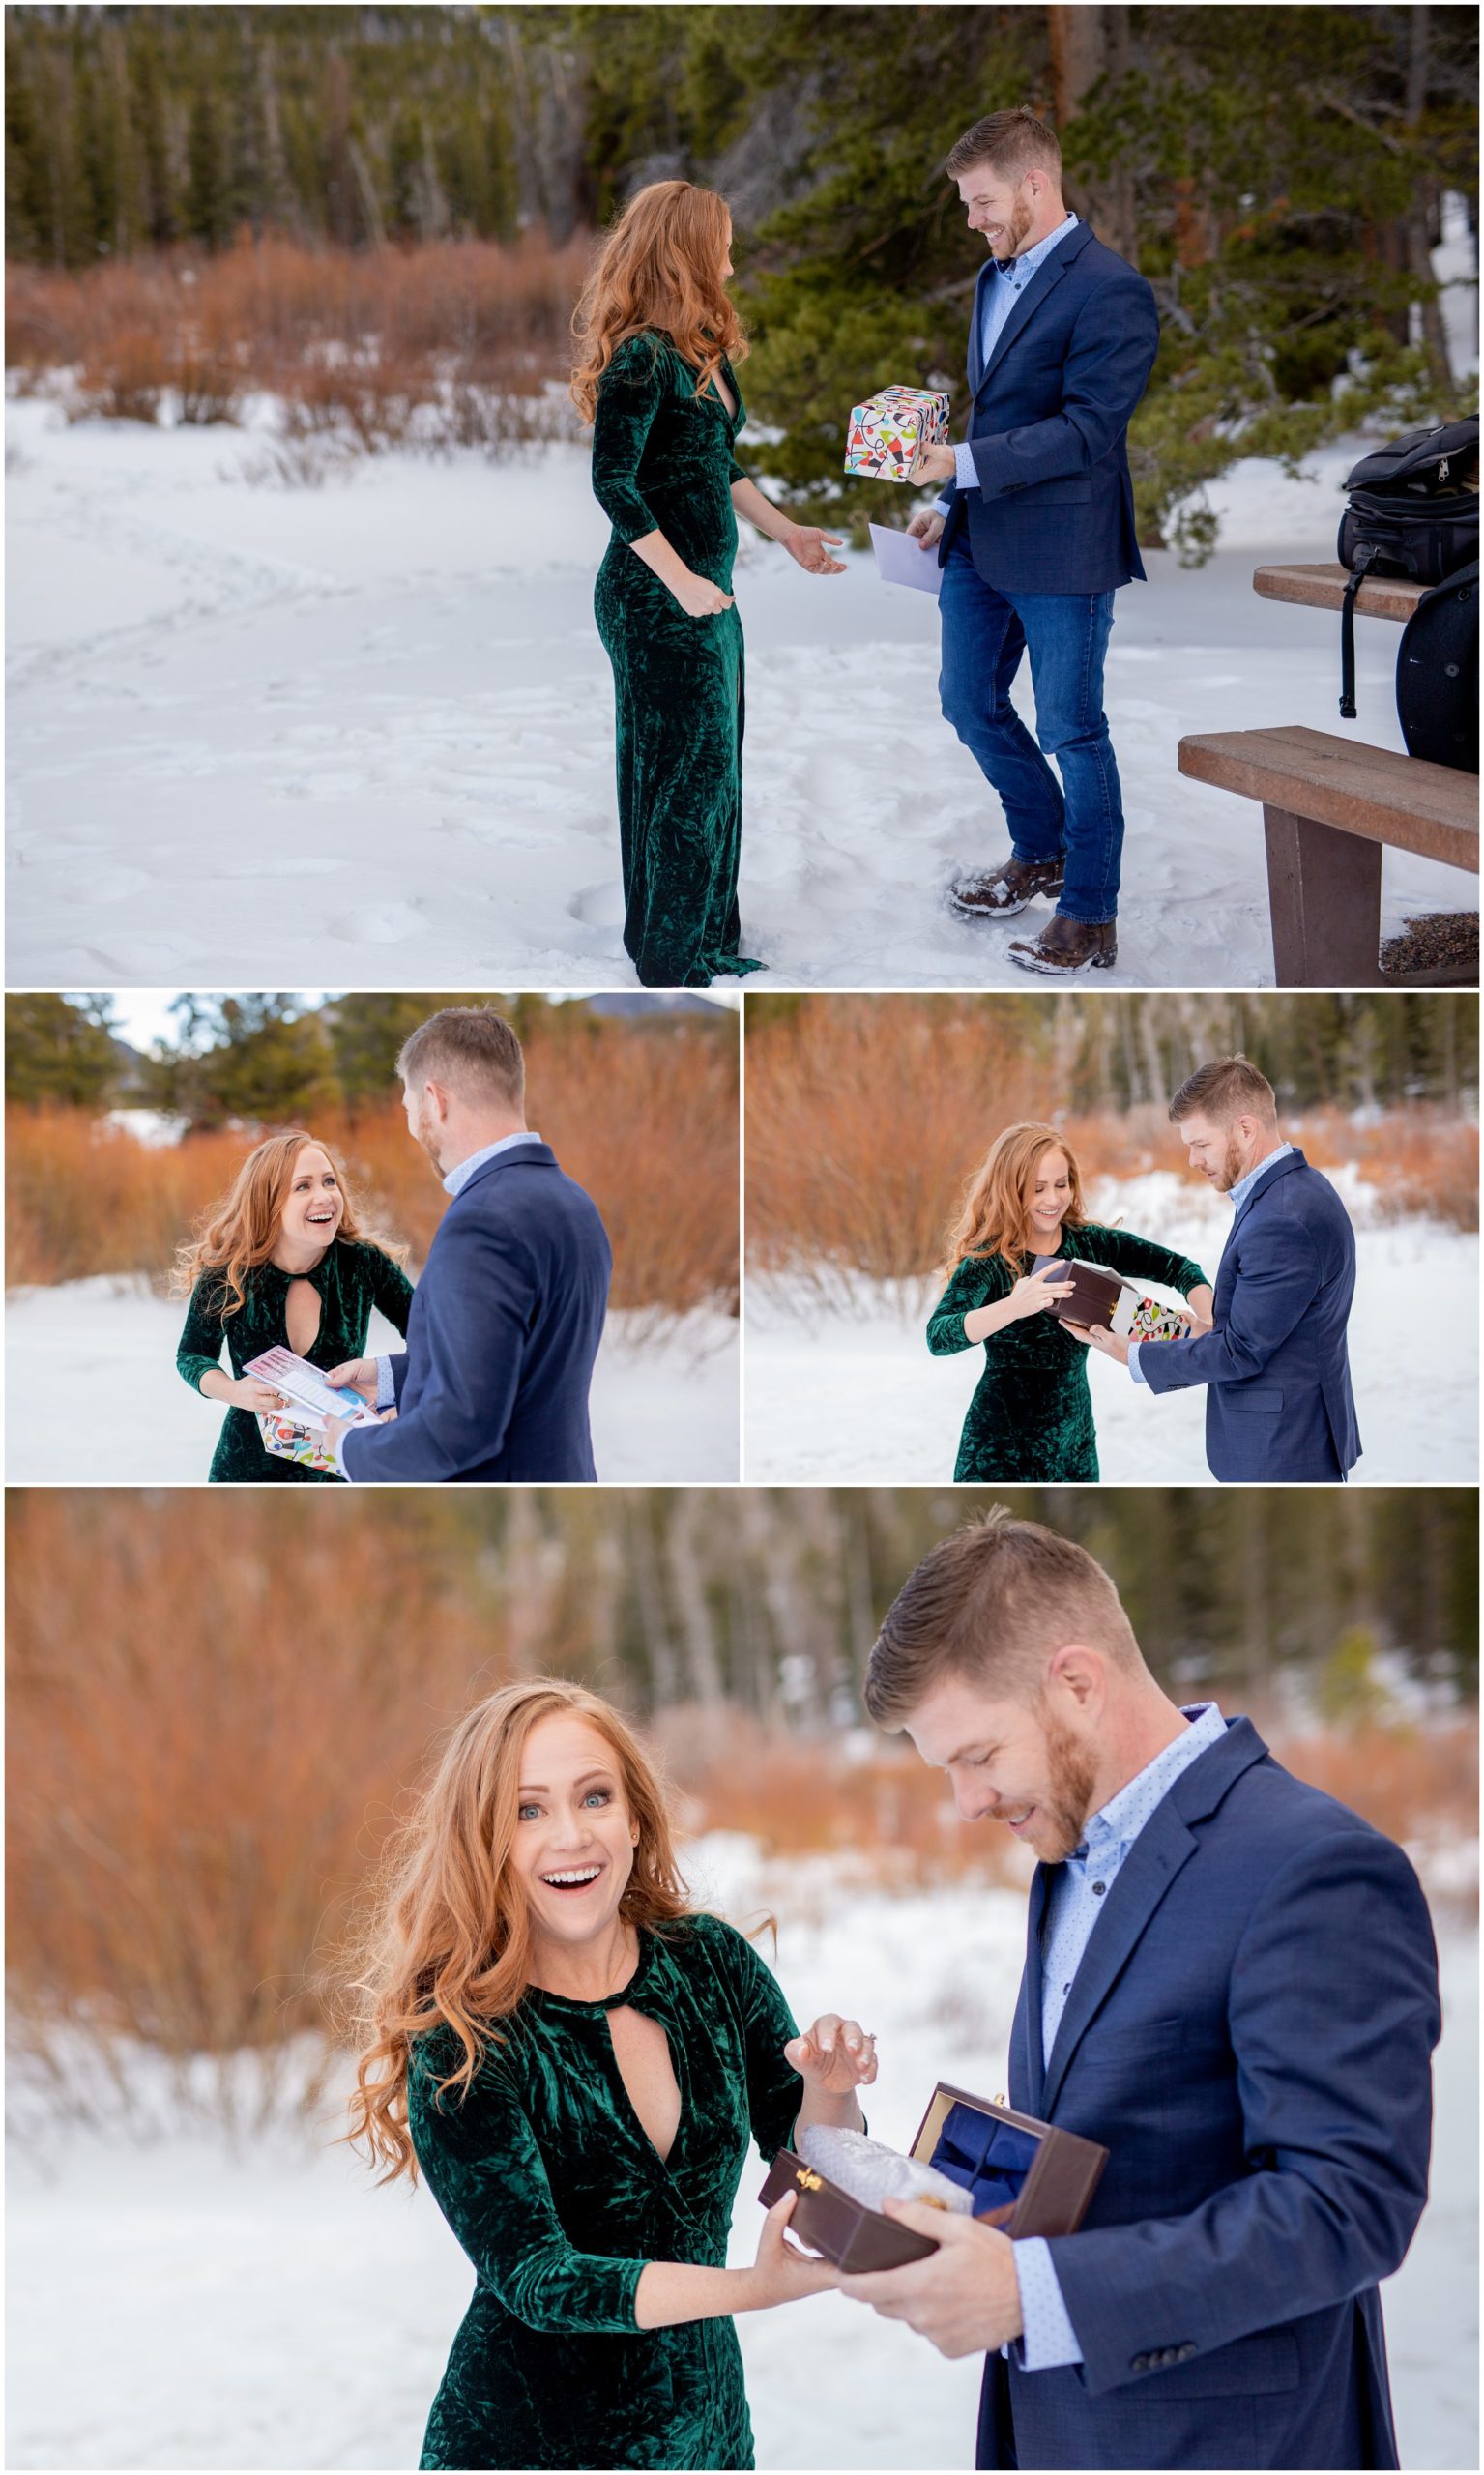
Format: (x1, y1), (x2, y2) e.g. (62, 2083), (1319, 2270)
(929, 2102), (1038, 2213)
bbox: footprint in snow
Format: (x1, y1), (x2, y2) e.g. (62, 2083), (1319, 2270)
(567, 880), (626, 929)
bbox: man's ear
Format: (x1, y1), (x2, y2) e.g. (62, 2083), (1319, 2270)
(1046, 1645), (1102, 1708)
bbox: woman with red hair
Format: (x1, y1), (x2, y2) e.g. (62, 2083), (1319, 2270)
(571, 181), (845, 989)
(928, 1121), (1212, 1482)
(350, 1678), (871, 2470)
(172, 1130), (412, 1482)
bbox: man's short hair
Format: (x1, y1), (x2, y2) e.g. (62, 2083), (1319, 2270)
(864, 1507), (1141, 1728)
(396, 1007), (525, 1112)
(945, 108), (1062, 187)
(1169, 1056), (1278, 1128)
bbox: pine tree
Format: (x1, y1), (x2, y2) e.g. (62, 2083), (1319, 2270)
(5, 994), (123, 1108)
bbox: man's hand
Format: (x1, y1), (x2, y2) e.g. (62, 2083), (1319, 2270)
(325, 1357), (380, 1404)
(915, 446), (958, 486)
(906, 508), (945, 548)
(784, 525), (848, 576)
(836, 2202), (1024, 2357)
(1063, 1323), (1131, 1367)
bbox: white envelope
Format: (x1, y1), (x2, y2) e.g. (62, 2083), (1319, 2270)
(868, 522), (944, 597)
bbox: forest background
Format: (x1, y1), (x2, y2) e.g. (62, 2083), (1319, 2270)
(4, 989), (740, 1315)
(7, 1484), (1476, 2080)
(746, 989), (1479, 1290)
(6, 3), (1477, 555)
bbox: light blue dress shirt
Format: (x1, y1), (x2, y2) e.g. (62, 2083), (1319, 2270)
(935, 214), (1080, 511)
(1011, 1701), (1229, 2370)
(1127, 1142), (1295, 1384)
(332, 1131), (544, 1470)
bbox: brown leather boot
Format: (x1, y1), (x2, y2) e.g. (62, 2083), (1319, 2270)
(948, 855), (1066, 918)
(1008, 914), (1118, 975)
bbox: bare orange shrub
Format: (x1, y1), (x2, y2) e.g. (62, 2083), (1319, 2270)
(7, 233), (596, 441)
(745, 998), (1046, 1289)
(6, 1492), (507, 2058)
(5, 1016), (739, 1315)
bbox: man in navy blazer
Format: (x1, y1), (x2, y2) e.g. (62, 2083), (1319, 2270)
(324, 1007), (610, 1482)
(842, 1508), (1439, 2471)
(906, 109), (1160, 976)
(1073, 1055), (1360, 1481)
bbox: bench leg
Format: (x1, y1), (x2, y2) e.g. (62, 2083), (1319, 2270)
(1262, 804), (1382, 986)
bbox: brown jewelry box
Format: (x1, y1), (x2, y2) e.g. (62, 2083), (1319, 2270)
(1033, 1256), (1123, 1331)
(758, 2082), (1108, 2273)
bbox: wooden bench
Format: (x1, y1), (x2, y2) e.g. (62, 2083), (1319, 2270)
(1178, 724), (1478, 985)
(1252, 561), (1429, 625)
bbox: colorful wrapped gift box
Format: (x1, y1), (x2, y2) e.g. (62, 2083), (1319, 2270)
(256, 1410), (342, 1476)
(844, 385), (951, 482)
(1115, 1292), (1189, 1344)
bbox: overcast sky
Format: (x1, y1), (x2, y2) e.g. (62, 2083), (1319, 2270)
(74, 989), (740, 1050)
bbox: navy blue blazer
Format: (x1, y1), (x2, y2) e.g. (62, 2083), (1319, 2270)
(340, 1144), (610, 1484)
(1136, 1149), (1360, 1482)
(938, 221), (1159, 596)
(978, 1717), (1440, 2471)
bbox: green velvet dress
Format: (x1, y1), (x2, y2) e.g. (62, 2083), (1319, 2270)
(927, 1221), (1208, 1484)
(591, 333), (760, 991)
(408, 1911), (802, 2473)
(176, 1238), (414, 1484)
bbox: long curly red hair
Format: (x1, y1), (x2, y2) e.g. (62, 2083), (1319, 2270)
(569, 179), (747, 422)
(940, 1122), (1088, 1280)
(344, 1680), (693, 2183)
(169, 1131), (401, 1318)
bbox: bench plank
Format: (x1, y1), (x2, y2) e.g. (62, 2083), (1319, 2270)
(1254, 562), (1427, 623)
(1178, 726), (1478, 870)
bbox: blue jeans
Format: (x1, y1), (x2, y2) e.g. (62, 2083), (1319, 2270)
(939, 543), (1123, 923)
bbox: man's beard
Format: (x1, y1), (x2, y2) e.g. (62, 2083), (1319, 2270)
(999, 194), (1034, 258)
(413, 1105), (448, 1175)
(1035, 1708), (1100, 1861)
(1215, 1129), (1246, 1193)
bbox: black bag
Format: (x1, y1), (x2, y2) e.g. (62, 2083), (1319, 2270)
(1394, 560), (1479, 773)
(1336, 418), (1479, 718)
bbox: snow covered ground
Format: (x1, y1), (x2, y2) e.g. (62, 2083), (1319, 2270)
(6, 1838), (1476, 2472)
(7, 397), (1472, 990)
(743, 1172), (1479, 1484)
(3, 1277), (739, 1484)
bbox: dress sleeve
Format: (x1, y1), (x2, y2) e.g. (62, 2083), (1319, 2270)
(176, 1275), (227, 1393)
(409, 2035), (648, 2335)
(591, 337), (665, 544)
(365, 1245), (415, 1337)
(1079, 1223), (1208, 1298)
(926, 1254), (1009, 1355)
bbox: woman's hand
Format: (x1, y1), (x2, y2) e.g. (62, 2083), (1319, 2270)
(785, 2016), (878, 2097)
(742, 2190), (837, 2311)
(671, 570), (736, 619)
(231, 1377), (288, 1414)
(783, 525), (848, 576)
(1009, 1261), (1075, 1320)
